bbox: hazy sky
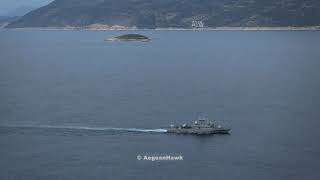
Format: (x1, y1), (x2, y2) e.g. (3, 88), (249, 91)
(0, 0), (53, 15)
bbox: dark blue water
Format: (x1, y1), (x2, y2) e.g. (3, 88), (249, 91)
(0, 30), (320, 180)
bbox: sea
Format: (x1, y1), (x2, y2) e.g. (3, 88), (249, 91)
(0, 29), (319, 180)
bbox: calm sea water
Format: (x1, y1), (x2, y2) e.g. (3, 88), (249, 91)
(0, 30), (320, 180)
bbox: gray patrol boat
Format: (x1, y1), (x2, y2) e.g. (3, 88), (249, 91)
(167, 115), (230, 135)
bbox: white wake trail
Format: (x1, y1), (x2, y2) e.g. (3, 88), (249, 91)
(2, 125), (168, 133)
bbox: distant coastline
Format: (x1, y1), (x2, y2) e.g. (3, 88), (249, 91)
(3, 26), (320, 31)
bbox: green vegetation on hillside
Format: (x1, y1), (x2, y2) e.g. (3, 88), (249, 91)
(6, 0), (320, 28)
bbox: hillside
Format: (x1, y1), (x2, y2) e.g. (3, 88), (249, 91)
(0, 16), (20, 27)
(6, 0), (320, 28)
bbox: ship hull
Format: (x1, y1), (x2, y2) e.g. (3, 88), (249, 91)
(166, 128), (230, 135)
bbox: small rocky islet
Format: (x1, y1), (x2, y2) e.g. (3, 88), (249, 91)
(106, 34), (150, 42)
